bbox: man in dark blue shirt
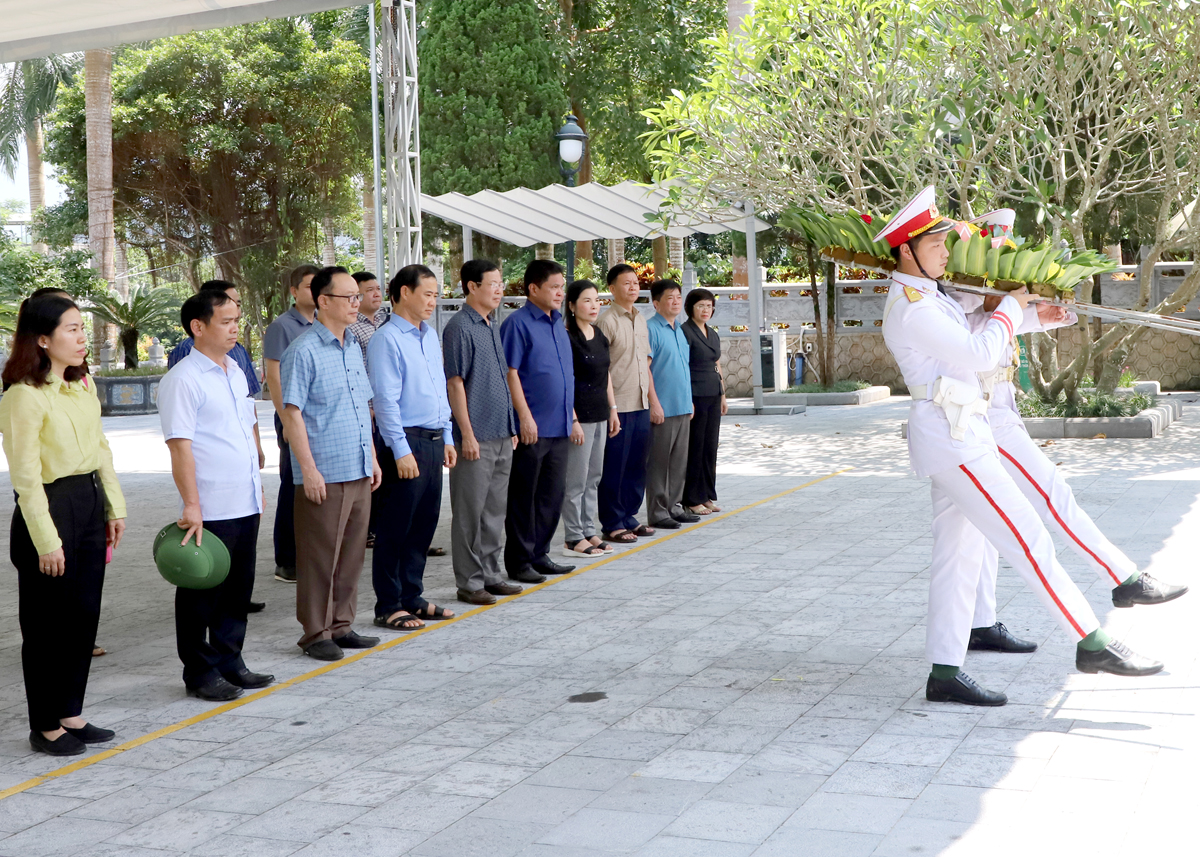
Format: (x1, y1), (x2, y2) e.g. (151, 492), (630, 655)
(500, 260), (576, 582)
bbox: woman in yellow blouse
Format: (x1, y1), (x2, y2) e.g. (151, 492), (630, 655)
(0, 294), (127, 756)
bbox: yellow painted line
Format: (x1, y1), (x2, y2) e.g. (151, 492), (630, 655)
(0, 467), (850, 802)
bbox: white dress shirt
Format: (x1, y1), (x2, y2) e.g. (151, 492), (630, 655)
(159, 348), (263, 521)
(882, 271), (1021, 477)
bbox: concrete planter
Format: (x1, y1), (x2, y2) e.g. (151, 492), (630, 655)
(94, 375), (162, 416)
(800, 385), (891, 406)
(901, 399), (1182, 440)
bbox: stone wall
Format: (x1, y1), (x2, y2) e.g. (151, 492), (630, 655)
(1050, 326), (1200, 390)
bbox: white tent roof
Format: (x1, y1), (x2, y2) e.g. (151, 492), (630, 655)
(0, 0), (359, 62)
(423, 181), (770, 247)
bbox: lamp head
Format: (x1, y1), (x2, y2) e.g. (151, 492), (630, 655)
(555, 114), (587, 167)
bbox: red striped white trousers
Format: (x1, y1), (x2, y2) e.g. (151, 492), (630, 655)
(927, 450), (1099, 666)
(970, 423), (1137, 629)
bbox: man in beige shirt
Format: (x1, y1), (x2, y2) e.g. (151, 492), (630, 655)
(596, 264), (659, 544)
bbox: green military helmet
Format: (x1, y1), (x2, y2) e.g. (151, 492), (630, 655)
(153, 523), (231, 589)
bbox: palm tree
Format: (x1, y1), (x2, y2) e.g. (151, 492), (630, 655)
(0, 54), (81, 252)
(88, 285), (179, 370)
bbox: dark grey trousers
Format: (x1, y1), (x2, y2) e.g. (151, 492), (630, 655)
(646, 413), (690, 523)
(449, 437), (512, 591)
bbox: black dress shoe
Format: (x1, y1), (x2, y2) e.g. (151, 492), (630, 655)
(968, 622), (1037, 653)
(304, 639), (344, 661)
(332, 630), (381, 649)
(925, 671), (1007, 706)
(274, 566), (297, 583)
(509, 568), (546, 584)
(532, 559), (575, 576)
(650, 518), (681, 530)
(248, 601), (266, 613)
(672, 511), (701, 524)
(1112, 573), (1189, 608)
(485, 582), (523, 596)
(187, 676), (244, 701)
(30, 730), (86, 756)
(1076, 639), (1164, 676)
(222, 668), (275, 689)
(62, 723), (115, 743)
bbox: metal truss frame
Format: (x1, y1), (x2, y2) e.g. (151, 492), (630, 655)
(381, 0), (421, 270)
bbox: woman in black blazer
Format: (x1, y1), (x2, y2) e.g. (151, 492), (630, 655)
(680, 288), (726, 515)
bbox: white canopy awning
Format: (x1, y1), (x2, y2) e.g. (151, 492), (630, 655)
(422, 180), (770, 247)
(0, 0), (360, 62)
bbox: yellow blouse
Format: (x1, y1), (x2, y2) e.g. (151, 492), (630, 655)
(0, 375), (127, 555)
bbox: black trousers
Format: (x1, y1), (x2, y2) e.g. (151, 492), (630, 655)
(598, 410), (651, 533)
(373, 429), (442, 616)
(683, 394), (722, 507)
(505, 436), (569, 573)
(12, 472), (107, 732)
(273, 413), (296, 569)
(175, 514), (260, 688)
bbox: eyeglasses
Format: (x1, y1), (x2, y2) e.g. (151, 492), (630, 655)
(324, 292), (363, 305)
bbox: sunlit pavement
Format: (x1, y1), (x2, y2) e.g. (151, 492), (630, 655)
(0, 397), (1195, 856)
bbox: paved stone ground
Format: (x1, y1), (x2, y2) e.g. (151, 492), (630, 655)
(0, 397), (1196, 857)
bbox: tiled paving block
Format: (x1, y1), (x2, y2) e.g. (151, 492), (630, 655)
(229, 799), (368, 842)
(637, 749), (751, 783)
(534, 807), (673, 852)
(106, 807), (251, 852)
(410, 816), (552, 857)
(471, 783), (596, 824)
(661, 799), (792, 843)
(587, 776), (713, 816)
(0, 817), (130, 857)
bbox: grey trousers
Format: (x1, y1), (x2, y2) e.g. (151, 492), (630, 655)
(449, 437), (513, 591)
(646, 413), (690, 523)
(562, 420), (608, 543)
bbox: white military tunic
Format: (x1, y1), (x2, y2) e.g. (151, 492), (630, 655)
(882, 272), (1100, 666)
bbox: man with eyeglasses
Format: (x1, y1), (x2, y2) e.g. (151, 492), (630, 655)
(279, 266), (383, 661)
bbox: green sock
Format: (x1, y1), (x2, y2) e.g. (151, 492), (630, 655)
(1078, 629), (1112, 652)
(930, 664), (960, 680)
(1121, 572), (1140, 586)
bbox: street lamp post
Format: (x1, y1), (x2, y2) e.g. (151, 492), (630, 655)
(555, 115), (588, 281)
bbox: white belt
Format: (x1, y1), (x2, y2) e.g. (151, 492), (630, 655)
(908, 377), (988, 441)
(976, 365), (1016, 399)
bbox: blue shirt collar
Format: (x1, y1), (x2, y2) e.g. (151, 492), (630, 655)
(391, 313), (429, 336)
(521, 300), (562, 324)
(652, 312), (680, 329)
(311, 318), (351, 349)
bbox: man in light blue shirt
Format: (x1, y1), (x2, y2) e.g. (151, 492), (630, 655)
(280, 266), (382, 662)
(367, 264), (457, 631)
(645, 279), (697, 529)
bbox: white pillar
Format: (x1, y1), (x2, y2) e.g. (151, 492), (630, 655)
(745, 203), (763, 411)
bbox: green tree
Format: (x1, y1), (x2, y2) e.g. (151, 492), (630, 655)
(43, 20), (371, 344)
(419, 0), (567, 196)
(88, 284), (179, 369)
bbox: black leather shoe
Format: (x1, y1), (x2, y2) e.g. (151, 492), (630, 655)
(1076, 639), (1164, 676)
(650, 518), (681, 530)
(222, 668), (275, 689)
(187, 676), (244, 701)
(247, 601), (266, 613)
(62, 723), (115, 743)
(274, 566), (297, 583)
(925, 671), (1007, 706)
(509, 568), (546, 584)
(532, 559), (575, 576)
(1112, 573), (1188, 608)
(304, 639), (344, 661)
(332, 630), (381, 649)
(30, 730), (86, 756)
(672, 511), (701, 524)
(968, 622), (1037, 653)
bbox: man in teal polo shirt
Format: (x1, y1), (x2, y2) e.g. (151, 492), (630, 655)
(645, 279), (697, 529)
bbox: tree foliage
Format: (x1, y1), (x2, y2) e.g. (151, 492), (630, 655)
(0, 54), (80, 177)
(88, 284), (179, 369)
(43, 20), (371, 342)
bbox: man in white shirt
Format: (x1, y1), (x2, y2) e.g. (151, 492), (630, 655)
(159, 290), (273, 702)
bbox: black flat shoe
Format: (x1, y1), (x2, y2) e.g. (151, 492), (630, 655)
(247, 601), (266, 613)
(1112, 573), (1188, 608)
(672, 511), (701, 524)
(274, 566), (297, 583)
(650, 518), (681, 530)
(968, 622), (1037, 653)
(508, 568), (546, 584)
(222, 668), (275, 689)
(304, 639), (344, 661)
(925, 672), (1007, 706)
(1076, 639), (1164, 676)
(62, 723), (115, 744)
(187, 676), (244, 701)
(30, 730), (86, 756)
(532, 559), (575, 576)
(331, 630), (381, 649)
(485, 582), (523, 596)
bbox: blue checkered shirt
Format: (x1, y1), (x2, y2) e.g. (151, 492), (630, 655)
(279, 319), (374, 485)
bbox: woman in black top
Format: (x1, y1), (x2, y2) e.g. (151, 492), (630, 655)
(681, 288), (726, 514)
(562, 281), (621, 558)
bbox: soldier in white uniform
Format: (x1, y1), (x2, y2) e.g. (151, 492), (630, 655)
(878, 187), (1164, 707)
